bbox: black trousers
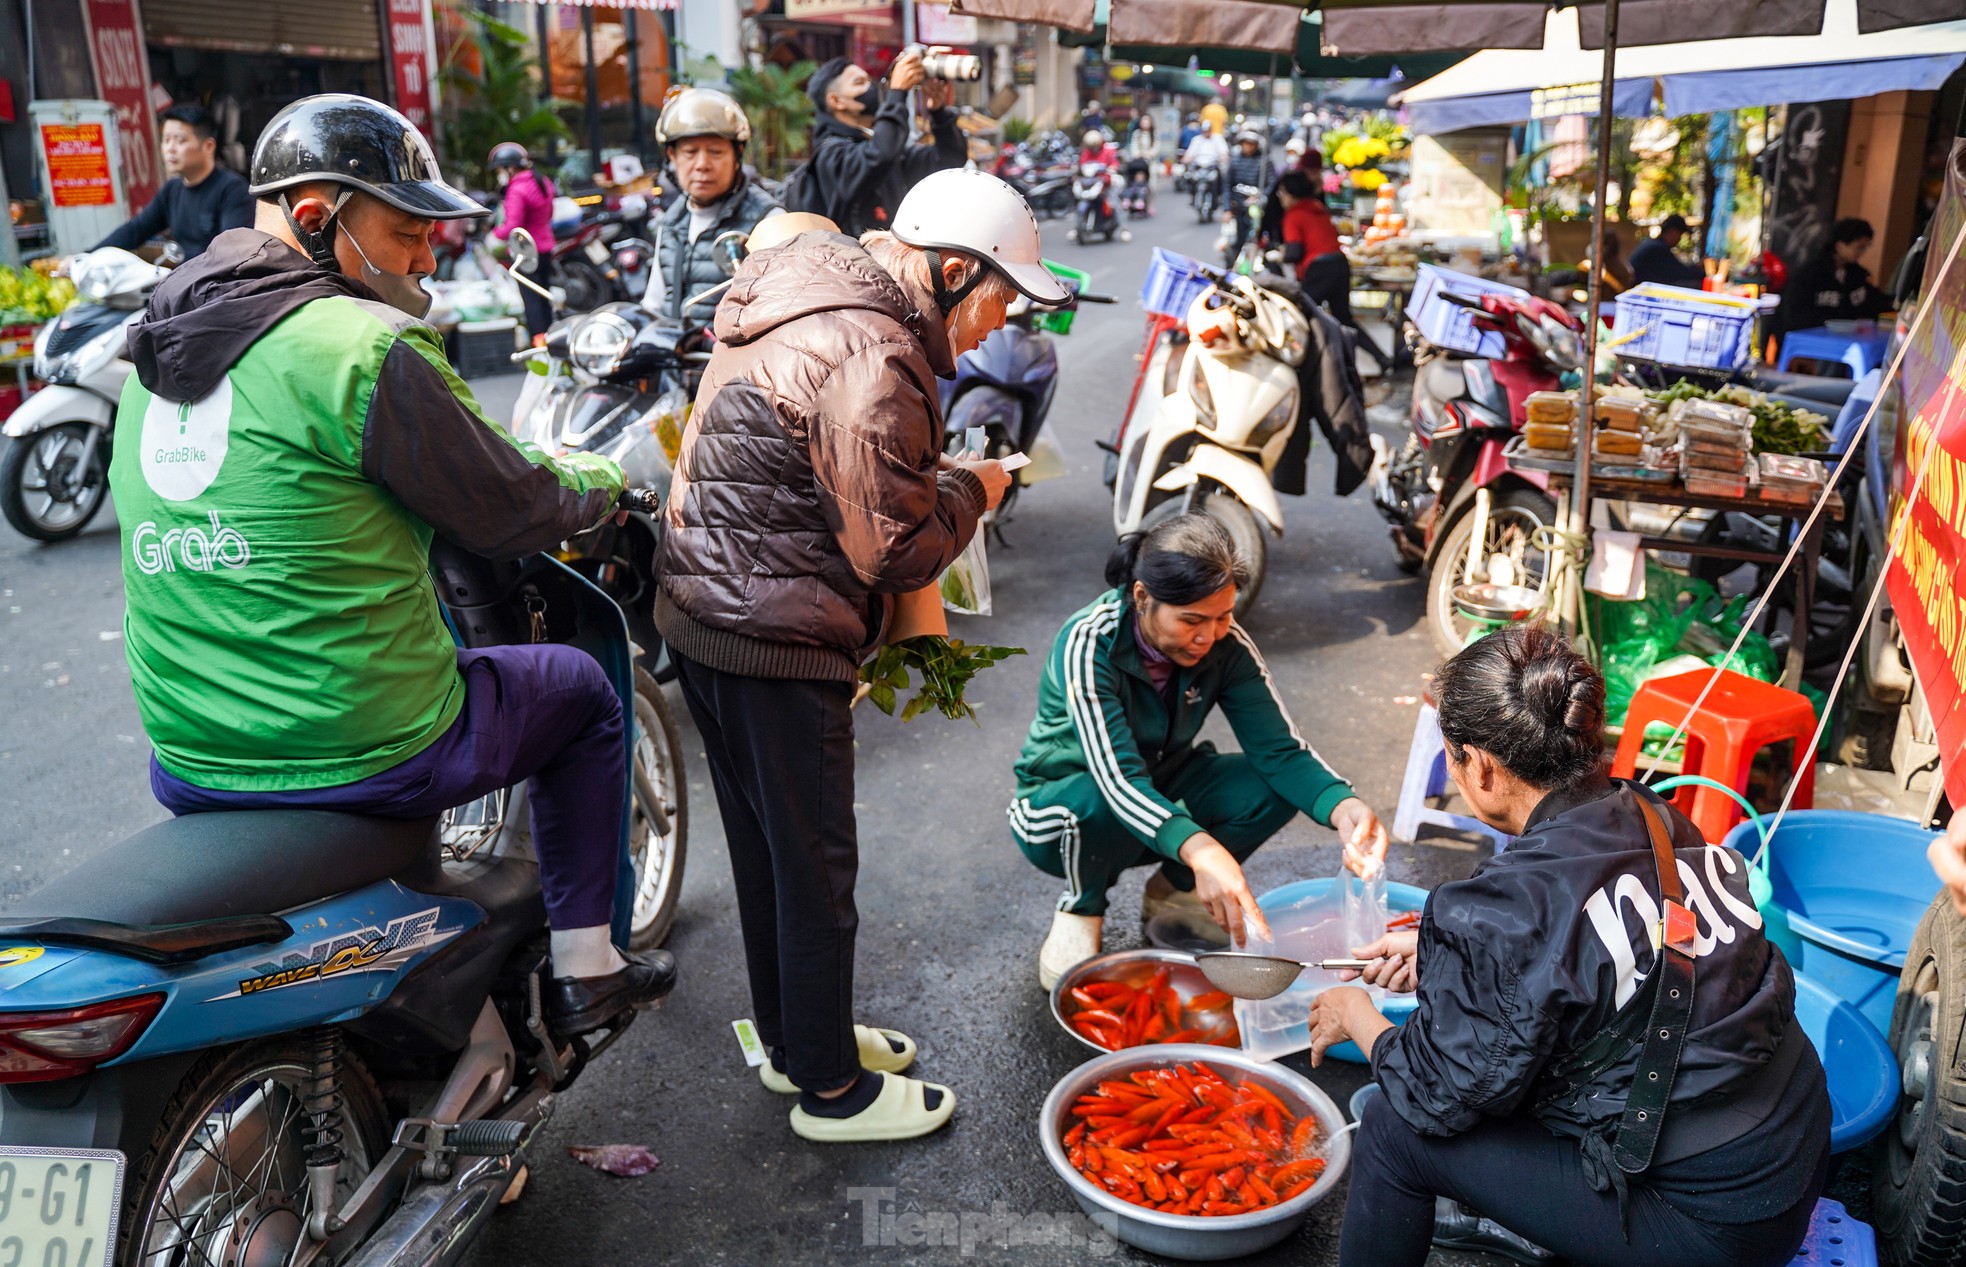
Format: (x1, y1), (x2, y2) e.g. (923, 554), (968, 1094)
(673, 652), (861, 1092)
(1338, 1094), (1824, 1267)
(518, 253), (555, 342)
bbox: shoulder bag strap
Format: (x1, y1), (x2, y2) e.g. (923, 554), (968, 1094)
(1611, 794), (1700, 1175)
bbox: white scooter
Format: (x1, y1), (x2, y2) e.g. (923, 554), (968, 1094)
(1109, 263), (1309, 615)
(1, 248), (172, 541)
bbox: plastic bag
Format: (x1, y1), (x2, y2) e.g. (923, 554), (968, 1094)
(941, 428), (995, 616)
(1591, 563), (1777, 731)
(1233, 866), (1388, 1062)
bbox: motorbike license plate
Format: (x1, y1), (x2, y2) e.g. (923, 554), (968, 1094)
(0, 1147), (123, 1267)
(584, 241), (610, 265)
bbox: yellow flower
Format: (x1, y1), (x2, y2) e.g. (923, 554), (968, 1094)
(1351, 168), (1389, 190)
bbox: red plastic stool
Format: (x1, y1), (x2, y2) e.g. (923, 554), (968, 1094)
(1610, 669), (1817, 843)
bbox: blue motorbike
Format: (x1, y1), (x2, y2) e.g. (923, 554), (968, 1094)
(937, 261), (1113, 531)
(0, 494), (676, 1267)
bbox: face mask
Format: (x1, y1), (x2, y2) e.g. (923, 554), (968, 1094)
(343, 222), (434, 319)
(856, 82), (883, 115)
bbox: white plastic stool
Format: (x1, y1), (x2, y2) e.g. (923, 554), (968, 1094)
(1392, 703), (1513, 853)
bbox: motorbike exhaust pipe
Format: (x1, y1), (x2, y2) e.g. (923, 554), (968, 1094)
(344, 1089), (554, 1267)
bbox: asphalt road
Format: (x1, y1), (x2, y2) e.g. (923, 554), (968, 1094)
(0, 194), (1503, 1265)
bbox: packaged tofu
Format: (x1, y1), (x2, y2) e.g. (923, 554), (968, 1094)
(1593, 428), (1644, 458)
(1757, 452), (1827, 504)
(1524, 391), (1577, 425)
(1523, 422), (1574, 451)
(1594, 396), (1652, 433)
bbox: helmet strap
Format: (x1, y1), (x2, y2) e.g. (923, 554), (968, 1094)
(280, 189), (352, 268)
(922, 248), (986, 316)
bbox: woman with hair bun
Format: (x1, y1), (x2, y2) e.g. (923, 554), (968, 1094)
(1009, 512), (1387, 989)
(1312, 624), (1831, 1267)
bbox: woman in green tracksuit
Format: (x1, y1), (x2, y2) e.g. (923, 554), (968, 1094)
(1011, 513), (1388, 989)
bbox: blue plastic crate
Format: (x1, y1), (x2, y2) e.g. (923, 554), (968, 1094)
(1407, 264), (1525, 359)
(1612, 283), (1762, 371)
(1140, 248), (1214, 320)
(1788, 1198), (1877, 1267)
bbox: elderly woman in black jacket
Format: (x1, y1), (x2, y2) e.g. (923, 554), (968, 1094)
(1310, 624), (1830, 1267)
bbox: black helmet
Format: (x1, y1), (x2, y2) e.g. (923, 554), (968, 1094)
(251, 94), (485, 221)
(487, 142), (530, 172)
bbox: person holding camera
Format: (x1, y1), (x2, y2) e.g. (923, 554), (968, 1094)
(798, 49), (966, 238)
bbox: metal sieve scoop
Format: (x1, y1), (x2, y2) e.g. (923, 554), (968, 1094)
(1195, 952), (1374, 1000)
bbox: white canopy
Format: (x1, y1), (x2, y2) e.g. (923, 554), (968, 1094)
(1395, 0), (1966, 132)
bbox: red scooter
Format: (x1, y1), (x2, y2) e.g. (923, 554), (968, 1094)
(1372, 287), (1583, 654)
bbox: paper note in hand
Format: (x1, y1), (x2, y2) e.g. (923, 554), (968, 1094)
(999, 453), (1033, 472)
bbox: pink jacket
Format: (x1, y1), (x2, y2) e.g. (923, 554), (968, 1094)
(493, 169), (556, 253)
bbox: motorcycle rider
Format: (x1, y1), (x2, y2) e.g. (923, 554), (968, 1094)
(1181, 124), (1229, 213)
(91, 102), (254, 260)
(1223, 129), (1277, 261)
(488, 142), (558, 340)
(798, 49), (966, 237)
(644, 87), (782, 330)
(107, 94), (674, 1036)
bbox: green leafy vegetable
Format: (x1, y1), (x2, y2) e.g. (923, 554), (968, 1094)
(859, 635), (1025, 724)
(1646, 378), (1829, 456)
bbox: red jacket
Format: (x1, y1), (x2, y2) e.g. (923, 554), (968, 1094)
(1280, 199), (1341, 276)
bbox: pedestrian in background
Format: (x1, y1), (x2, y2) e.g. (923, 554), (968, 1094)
(92, 102), (253, 261)
(643, 88), (781, 330)
(1628, 213), (1704, 289)
(656, 171), (1068, 1143)
(488, 143), (557, 341)
(795, 49), (965, 237)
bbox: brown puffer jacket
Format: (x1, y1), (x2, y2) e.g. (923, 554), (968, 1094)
(655, 230), (986, 683)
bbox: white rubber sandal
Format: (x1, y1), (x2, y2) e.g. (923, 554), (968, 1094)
(788, 1072), (956, 1143)
(760, 1025), (916, 1094)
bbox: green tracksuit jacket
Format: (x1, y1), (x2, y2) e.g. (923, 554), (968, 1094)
(1010, 590), (1355, 868)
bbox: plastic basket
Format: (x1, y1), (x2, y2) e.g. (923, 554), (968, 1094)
(1407, 264), (1526, 359)
(1611, 283), (1761, 371)
(1140, 248), (1213, 320)
(1787, 1199), (1878, 1267)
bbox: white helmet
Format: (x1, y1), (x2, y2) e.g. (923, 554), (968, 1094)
(1082, 129), (1106, 150)
(891, 169), (1070, 308)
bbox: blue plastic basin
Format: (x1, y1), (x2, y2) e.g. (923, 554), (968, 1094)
(1252, 879), (1428, 1064)
(1724, 811), (1936, 1034)
(1792, 969), (1898, 1153)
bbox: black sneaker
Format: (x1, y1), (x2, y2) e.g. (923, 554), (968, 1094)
(1431, 1199), (1558, 1264)
(546, 949), (677, 1036)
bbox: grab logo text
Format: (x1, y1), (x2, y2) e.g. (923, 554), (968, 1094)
(131, 511), (251, 575)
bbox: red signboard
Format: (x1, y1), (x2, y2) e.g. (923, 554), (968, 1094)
(1888, 139), (1966, 808)
(40, 123), (116, 208)
(385, 0), (434, 136)
(81, 0), (159, 209)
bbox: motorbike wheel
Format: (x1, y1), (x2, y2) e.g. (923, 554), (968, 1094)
(1874, 895), (1966, 1267)
(1425, 488), (1557, 659)
(119, 1037), (389, 1267)
(557, 258), (608, 313)
(1, 424), (109, 542)
(627, 667), (688, 950)
(1145, 491), (1268, 618)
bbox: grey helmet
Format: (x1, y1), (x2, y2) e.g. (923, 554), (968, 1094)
(655, 88), (751, 149)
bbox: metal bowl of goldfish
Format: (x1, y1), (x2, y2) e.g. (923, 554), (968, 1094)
(1050, 948), (1242, 1054)
(1038, 1044), (1351, 1260)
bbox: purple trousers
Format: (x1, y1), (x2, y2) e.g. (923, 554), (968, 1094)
(150, 645), (625, 929)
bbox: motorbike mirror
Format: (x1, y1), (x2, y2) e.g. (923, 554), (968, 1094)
(711, 230), (749, 277)
(508, 228), (542, 275)
(158, 242), (185, 268)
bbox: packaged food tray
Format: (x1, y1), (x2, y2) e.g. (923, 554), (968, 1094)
(1612, 283), (1762, 371)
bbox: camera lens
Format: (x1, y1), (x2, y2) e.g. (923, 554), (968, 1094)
(922, 51), (982, 81)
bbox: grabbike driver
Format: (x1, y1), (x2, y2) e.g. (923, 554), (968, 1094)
(108, 94), (674, 1036)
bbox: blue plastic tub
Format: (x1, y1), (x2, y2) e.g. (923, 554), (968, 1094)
(1793, 970), (1898, 1153)
(1724, 810), (1937, 1034)
(1408, 264), (1522, 359)
(1140, 248), (1214, 320)
(1611, 283), (1760, 370)
(1241, 878), (1428, 1064)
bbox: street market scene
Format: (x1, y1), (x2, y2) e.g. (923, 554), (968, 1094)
(4, 0), (1966, 1262)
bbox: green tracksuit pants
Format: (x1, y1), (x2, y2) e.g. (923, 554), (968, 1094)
(1009, 746), (1297, 916)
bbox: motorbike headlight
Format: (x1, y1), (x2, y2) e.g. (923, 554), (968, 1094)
(1190, 365), (1216, 430)
(570, 310), (635, 376)
(1249, 387), (1299, 448)
(1541, 315), (1582, 370)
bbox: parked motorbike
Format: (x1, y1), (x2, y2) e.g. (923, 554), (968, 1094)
(1071, 161), (1129, 245)
(605, 234), (656, 305)
(939, 261), (1114, 531)
(2, 248), (172, 542)
(551, 215), (615, 313)
(1373, 286), (1582, 655)
(0, 485), (682, 1266)
(1108, 264), (1311, 615)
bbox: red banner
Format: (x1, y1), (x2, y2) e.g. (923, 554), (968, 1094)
(81, 0), (159, 209)
(40, 123), (116, 207)
(1888, 139), (1966, 808)
(384, 0), (433, 136)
